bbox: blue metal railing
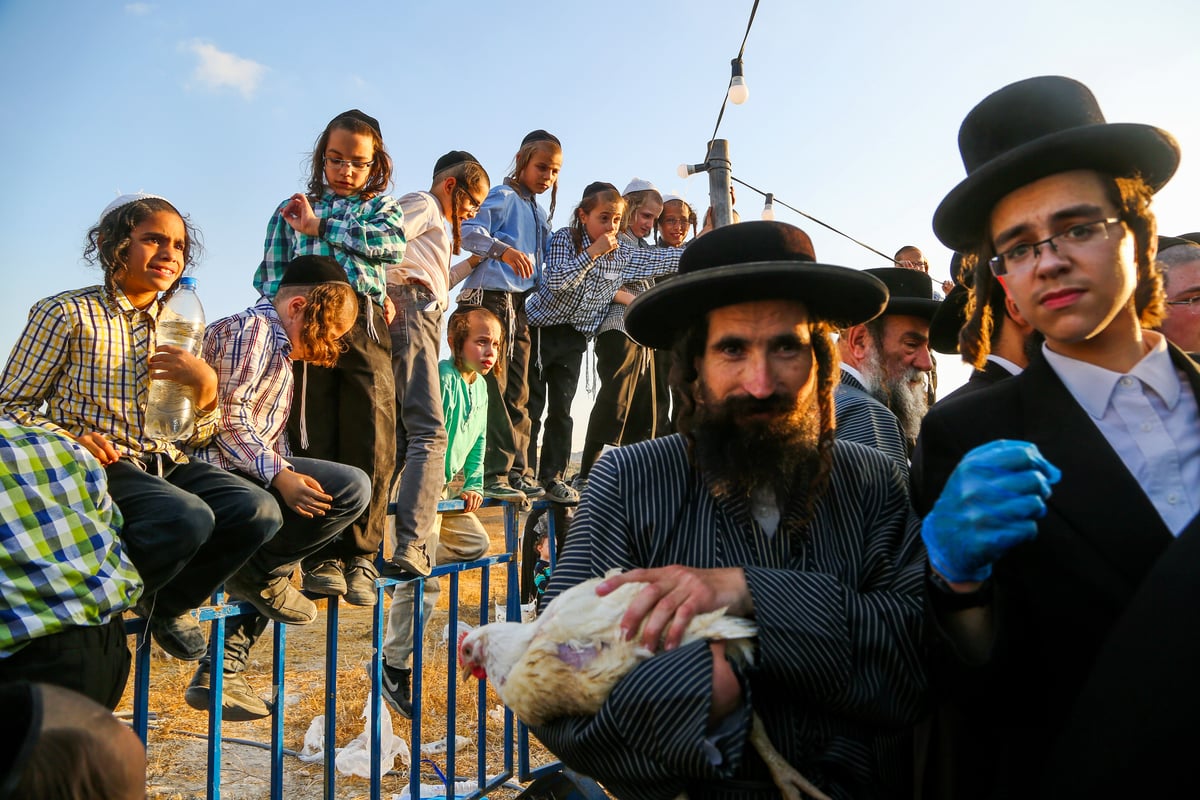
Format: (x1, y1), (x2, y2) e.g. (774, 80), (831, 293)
(123, 495), (564, 799)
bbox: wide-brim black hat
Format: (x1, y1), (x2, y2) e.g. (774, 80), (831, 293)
(933, 76), (1180, 252)
(625, 220), (888, 349)
(865, 268), (941, 320)
(929, 283), (970, 355)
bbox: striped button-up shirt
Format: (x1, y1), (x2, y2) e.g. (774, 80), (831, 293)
(190, 298), (294, 485)
(0, 286), (218, 463)
(534, 434), (927, 799)
(253, 190), (406, 305)
(526, 228), (682, 337)
(0, 419), (141, 657)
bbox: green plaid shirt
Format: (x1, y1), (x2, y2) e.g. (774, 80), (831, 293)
(253, 190), (406, 303)
(0, 286), (219, 463)
(0, 419), (141, 657)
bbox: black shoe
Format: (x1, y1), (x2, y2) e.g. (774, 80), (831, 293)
(510, 474), (546, 499)
(390, 543), (432, 577)
(302, 559), (347, 596)
(343, 557), (379, 607)
(482, 479), (526, 503)
(544, 479), (580, 505)
(150, 613), (208, 661)
(381, 661), (412, 719)
(185, 664), (271, 721)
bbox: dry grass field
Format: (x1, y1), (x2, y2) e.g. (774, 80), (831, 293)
(125, 505), (557, 800)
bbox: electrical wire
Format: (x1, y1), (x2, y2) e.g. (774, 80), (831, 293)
(730, 176), (896, 263)
(710, 0), (761, 144)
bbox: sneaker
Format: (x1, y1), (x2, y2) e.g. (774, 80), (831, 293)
(391, 543), (431, 577)
(381, 661), (413, 719)
(510, 474), (546, 500)
(570, 474), (589, 496)
(544, 479), (580, 505)
(482, 479), (526, 503)
(224, 573), (317, 625)
(342, 557), (379, 607)
(150, 613), (208, 661)
(185, 664), (271, 721)
(302, 560), (347, 596)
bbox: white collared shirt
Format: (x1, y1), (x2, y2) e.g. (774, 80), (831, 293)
(985, 354), (1024, 377)
(1043, 333), (1200, 535)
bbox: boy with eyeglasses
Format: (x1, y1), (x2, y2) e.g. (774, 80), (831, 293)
(911, 76), (1200, 796)
(384, 151), (491, 578)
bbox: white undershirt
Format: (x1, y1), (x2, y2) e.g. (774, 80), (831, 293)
(1043, 333), (1200, 535)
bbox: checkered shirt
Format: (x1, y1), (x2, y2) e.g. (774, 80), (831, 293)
(253, 190), (406, 304)
(189, 298), (294, 486)
(0, 419), (141, 657)
(526, 228), (682, 337)
(0, 286), (219, 463)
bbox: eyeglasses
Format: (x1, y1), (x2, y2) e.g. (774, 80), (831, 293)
(456, 184), (485, 215)
(1166, 295), (1200, 312)
(990, 217), (1122, 276)
(324, 156), (375, 172)
(896, 259), (930, 271)
(660, 216), (690, 228)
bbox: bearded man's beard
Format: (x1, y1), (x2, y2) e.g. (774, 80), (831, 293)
(861, 346), (929, 443)
(691, 386), (823, 504)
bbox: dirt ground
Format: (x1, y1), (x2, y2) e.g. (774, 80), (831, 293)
(125, 505), (556, 800)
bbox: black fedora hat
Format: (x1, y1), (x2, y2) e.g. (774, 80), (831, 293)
(929, 282), (970, 355)
(625, 220), (888, 349)
(933, 76), (1180, 252)
(1181, 233), (1200, 245)
(865, 268), (941, 320)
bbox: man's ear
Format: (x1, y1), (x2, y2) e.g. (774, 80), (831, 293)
(842, 324), (871, 360)
(286, 295), (307, 318)
(1004, 293), (1033, 334)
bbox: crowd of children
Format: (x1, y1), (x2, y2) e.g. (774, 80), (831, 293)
(0, 107), (701, 721)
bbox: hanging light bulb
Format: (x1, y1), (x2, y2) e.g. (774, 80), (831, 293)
(727, 57), (749, 105)
(761, 193), (775, 220)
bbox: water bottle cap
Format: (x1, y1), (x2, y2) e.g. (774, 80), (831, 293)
(179, 277), (197, 289)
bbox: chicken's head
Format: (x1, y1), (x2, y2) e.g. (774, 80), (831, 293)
(458, 628), (488, 682)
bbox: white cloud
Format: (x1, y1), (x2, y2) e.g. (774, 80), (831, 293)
(124, 3), (153, 14)
(183, 40), (267, 100)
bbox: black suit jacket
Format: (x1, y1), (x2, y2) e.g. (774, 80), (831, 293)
(912, 344), (1200, 797)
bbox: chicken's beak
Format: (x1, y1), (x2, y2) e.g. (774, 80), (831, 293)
(459, 661), (475, 683)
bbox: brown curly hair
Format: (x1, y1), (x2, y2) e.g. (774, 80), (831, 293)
(275, 282), (359, 368)
(306, 112), (392, 200)
(84, 197), (202, 307)
(959, 173), (1163, 369)
(619, 188), (663, 236)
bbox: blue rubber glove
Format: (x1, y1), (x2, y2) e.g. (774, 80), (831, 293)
(922, 439), (1061, 583)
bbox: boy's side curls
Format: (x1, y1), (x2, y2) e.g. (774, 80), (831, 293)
(433, 151), (491, 256)
(509, 132), (562, 222)
(449, 305), (504, 382)
(84, 194), (202, 306)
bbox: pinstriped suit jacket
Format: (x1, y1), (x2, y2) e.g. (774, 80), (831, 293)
(533, 434), (927, 800)
(834, 370), (909, 478)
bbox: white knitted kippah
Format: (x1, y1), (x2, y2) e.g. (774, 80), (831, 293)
(97, 192), (168, 225)
(622, 177), (658, 195)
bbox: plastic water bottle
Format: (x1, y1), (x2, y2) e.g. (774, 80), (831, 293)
(144, 277), (206, 442)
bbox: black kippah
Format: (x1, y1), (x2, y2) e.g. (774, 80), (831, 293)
(521, 129), (560, 147)
(582, 181), (619, 198)
(279, 255), (349, 286)
(333, 109), (382, 137)
(433, 150), (480, 177)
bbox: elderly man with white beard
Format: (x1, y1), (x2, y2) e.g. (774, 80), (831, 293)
(835, 268), (941, 459)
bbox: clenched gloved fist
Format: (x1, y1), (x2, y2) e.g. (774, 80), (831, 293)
(922, 439), (1061, 583)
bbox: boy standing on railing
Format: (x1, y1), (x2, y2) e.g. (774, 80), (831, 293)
(381, 306), (500, 717)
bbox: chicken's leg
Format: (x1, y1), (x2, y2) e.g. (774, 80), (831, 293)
(749, 712), (832, 800)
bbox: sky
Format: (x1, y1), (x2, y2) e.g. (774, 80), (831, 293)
(1, 0), (1198, 450)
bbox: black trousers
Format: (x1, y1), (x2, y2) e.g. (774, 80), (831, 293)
(526, 325), (587, 482)
(0, 617), (130, 710)
(475, 290), (533, 482)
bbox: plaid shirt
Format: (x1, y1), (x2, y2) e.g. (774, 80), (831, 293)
(253, 190), (406, 304)
(0, 286), (219, 463)
(598, 233), (655, 336)
(526, 228), (682, 337)
(190, 298), (294, 485)
(0, 419), (141, 657)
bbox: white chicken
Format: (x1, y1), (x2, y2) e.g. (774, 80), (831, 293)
(457, 570), (831, 800)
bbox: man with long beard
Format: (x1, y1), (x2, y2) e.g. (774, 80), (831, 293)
(837, 268), (940, 457)
(532, 221), (928, 800)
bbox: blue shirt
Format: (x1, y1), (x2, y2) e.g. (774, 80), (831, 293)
(460, 179), (551, 294)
